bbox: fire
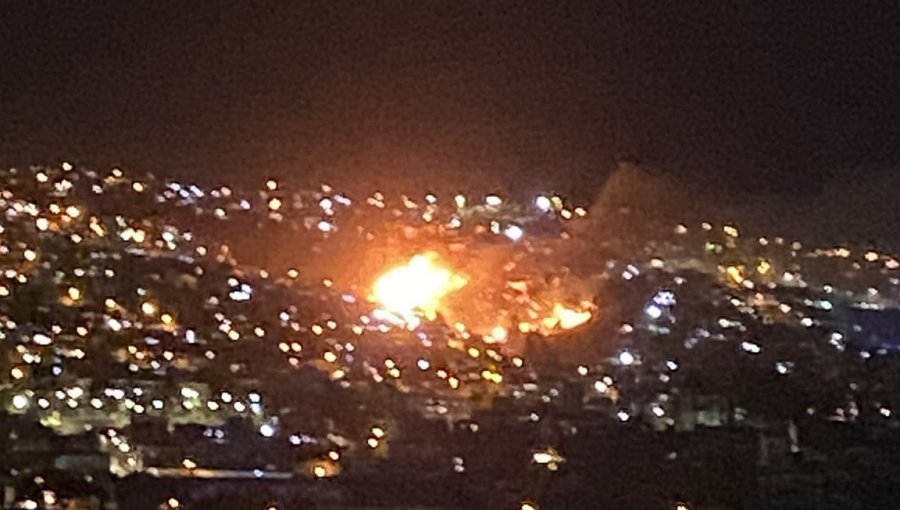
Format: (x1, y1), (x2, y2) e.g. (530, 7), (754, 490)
(540, 303), (594, 332)
(372, 253), (467, 321)
(554, 303), (593, 330)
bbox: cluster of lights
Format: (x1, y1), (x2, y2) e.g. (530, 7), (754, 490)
(3, 162), (900, 510)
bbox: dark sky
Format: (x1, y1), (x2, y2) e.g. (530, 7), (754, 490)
(2, 1), (899, 197)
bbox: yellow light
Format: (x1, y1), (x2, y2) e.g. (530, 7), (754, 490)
(532, 452), (556, 464)
(312, 464), (327, 478)
(141, 301), (158, 316)
(182, 458), (197, 470)
(532, 448), (565, 469)
(552, 303), (593, 330)
(67, 287), (82, 301)
(725, 266), (744, 285)
(371, 253), (466, 321)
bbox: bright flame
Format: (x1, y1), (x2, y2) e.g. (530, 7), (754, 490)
(540, 303), (593, 332)
(372, 254), (466, 322)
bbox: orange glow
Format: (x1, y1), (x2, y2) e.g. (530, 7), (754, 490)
(372, 253), (466, 321)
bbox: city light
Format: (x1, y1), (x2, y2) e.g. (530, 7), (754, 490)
(0, 161), (897, 509)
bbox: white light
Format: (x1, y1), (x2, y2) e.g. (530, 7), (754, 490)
(741, 341), (762, 354)
(617, 410), (631, 422)
(535, 195), (552, 211)
(180, 387), (199, 399)
(652, 290), (677, 306)
(532, 452), (557, 464)
(259, 423), (276, 438)
(484, 195), (502, 207)
(503, 225), (524, 242)
(12, 394), (29, 410)
(416, 359), (430, 371)
(229, 290), (251, 302)
(645, 305), (663, 320)
(618, 351), (635, 366)
(593, 380), (609, 393)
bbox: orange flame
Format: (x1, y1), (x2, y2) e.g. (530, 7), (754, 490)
(372, 253), (467, 321)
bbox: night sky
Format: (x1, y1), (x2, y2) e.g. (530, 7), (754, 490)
(2, 1), (899, 199)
